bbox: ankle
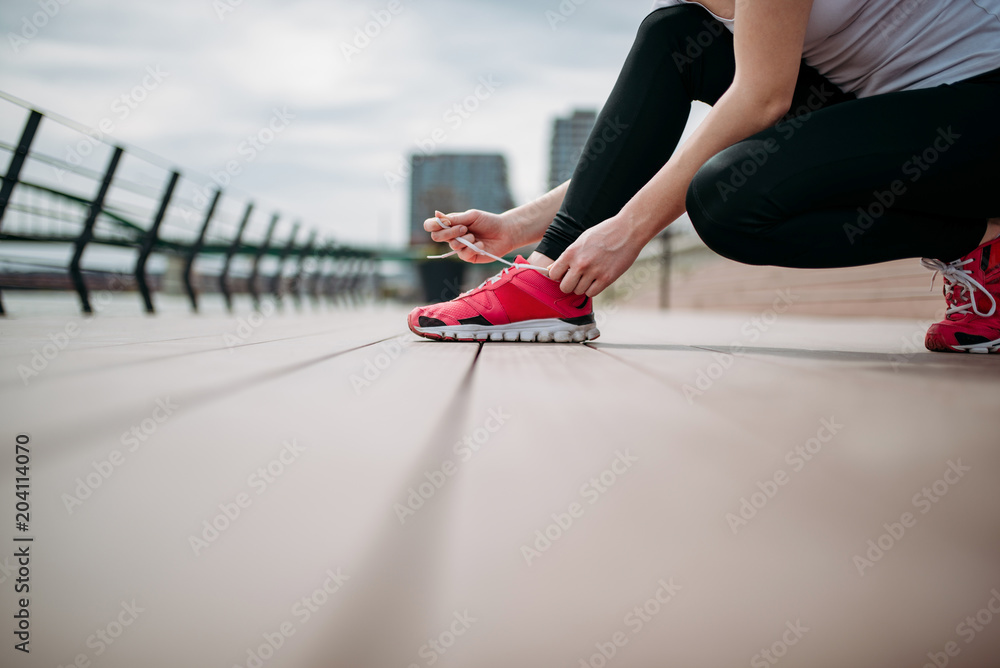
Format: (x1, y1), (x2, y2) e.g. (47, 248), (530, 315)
(527, 251), (554, 268)
(982, 218), (1000, 245)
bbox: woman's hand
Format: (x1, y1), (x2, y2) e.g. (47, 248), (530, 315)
(423, 209), (524, 263)
(547, 215), (644, 297)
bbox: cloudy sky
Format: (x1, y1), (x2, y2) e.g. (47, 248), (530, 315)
(1, 0), (671, 250)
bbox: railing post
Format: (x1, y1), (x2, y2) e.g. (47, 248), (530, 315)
(135, 170), (179, 314)
(308, 242), (327, 308)
(365, 253), (382, 302)
(323, 246), (340, 305)
(221, 201), (253, 313)
(291, 230), (316, 310)
(183, 188), (221, 313)
(249, 213), (279, 309)
(0, 110), (42, 316)
(346, 251), (364, 306)
(69, 146), (123, 315)
(0, 110), (42, 229)
(270, 221), (300, 306)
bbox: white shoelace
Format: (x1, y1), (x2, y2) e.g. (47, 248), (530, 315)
(427, 216), (549, 292)
(921, 257), (997, 317)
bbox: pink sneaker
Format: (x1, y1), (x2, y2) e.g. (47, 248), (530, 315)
(923, 234), (1000, 353)
(408, 256), (599, 343)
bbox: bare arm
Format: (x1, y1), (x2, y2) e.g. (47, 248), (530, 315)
(547, 0), (814, 295)
(425, 180), (570, 261)
(504, 179), (570, 246)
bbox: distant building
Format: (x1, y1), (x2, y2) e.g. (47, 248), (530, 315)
(548, 109), (597, 190)
(409, 153), (515, 246)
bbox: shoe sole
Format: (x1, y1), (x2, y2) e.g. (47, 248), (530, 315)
(410, 318), (600, 343)
(926, 334), (1000, 354)
(951, 337), (1000, 354)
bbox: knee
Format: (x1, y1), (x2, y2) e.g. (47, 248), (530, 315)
(634, 5), (722, 54)
(686, 142), (777, 265)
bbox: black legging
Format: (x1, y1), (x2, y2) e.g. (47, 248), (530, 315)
(535, 6), (1000, 268)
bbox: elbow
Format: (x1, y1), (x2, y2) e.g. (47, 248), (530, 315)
(751, 92), (793, 127)
(732, 81), (794, 127)
(761, 95), (792, 125)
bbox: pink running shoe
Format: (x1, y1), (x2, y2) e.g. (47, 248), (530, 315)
(923, 234), (1000, 354)
(408, 255), (599, 342)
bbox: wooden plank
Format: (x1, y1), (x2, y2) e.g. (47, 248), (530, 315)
(1, 308), (998, 668)
(0, 308), (481, 668)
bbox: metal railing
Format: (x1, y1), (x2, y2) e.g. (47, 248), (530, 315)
(0, 93), (382, 316)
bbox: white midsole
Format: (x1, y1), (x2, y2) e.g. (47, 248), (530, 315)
(951, 336), (1000, 353)
(415, 318), (599, 342)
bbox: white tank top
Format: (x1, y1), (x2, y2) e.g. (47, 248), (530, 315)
(650, 0), (1000, 97)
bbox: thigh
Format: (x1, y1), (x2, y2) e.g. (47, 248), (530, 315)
(714, 79), (1000, 222)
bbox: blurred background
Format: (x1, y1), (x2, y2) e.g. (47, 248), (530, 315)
(0, 0), (938, 316)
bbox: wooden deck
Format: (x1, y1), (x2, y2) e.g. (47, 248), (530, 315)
(1, 298), (999, 668)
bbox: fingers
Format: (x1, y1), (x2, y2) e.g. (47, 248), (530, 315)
(547, 256), (567, 282)
(561, 269), (605, 295)
(559, 268), (582, 295)
(547, 256), (577, 294)
(574, 276), (597, 296)
(549, 254), (603, 295)
(424, 217), (468, 243)
(585, 280), (605, 298)
(423, 208), (497, 264)
(439, 209), (476, 226)
(448, 233), (477, 252)
(456, 240), (487, 263)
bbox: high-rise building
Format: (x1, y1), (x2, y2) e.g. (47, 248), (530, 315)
(548, 109), (597, 190)
(409, 153), (515, 246)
